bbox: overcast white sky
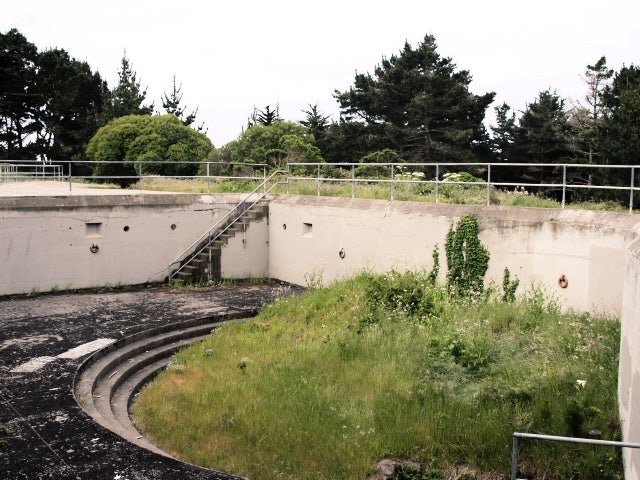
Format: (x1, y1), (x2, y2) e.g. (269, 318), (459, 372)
(3, 0), (639, 147)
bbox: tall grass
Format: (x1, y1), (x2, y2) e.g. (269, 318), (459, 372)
(132, 273), (622, 479)
(121, 176), (633, 213)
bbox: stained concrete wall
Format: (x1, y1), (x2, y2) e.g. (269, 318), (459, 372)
(620, 231), (640, 478)
(2, 192), (640, 477)
(267, 196), (635, 315)
(0, 193), (263, 295)
(267, 195), (640, 477)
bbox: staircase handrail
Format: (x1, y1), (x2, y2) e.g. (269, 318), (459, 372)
(167, 169), (287, 281)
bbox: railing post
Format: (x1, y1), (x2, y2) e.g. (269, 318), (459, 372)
(486, 163), (491, 206)
(630, 166), (635, 213)
(317, 164), (321, 197)
(435, 164), (440, 203)
(351, 164), (355, 199)
(207, 162), (210, 193)
(391, 164), (395, 201)
(68, 162), (72, 193)
(511, 435), (519, 480)
(562, 164), (567, 208)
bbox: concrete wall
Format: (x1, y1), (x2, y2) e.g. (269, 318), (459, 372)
(267, 196), (636, 315)
(0, 193), (255, 295)
(2, 192), (640, 477)
(267, 195), (640, 477)
(620, 230), (640, 478)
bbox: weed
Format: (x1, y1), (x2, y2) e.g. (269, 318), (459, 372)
(0, 424), (12, 448)
(502, 267), (520, 302)
(132, 273), (622, 480)
(445, 215), (490, 297)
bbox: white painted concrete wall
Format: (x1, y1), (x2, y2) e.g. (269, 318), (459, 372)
(0, 193), (249, 295)
(2, 192), (640, 477)
(267, 196), (636, 315)
(620, 231), (640, 478)
(220, 216), (269, 279)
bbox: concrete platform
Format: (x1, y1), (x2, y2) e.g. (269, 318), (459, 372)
(0, 180), (169, 197)
(0, 282), (303, 479)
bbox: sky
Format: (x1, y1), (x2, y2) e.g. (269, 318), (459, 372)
(2, 0), (639, 147)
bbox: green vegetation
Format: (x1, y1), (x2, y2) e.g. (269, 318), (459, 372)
(445, 215), (490, 296)
(132, 272), (621, 479)
(117, 174), (634, 213)
(0, 424), (12, 448)
(86, 114), (213, 187)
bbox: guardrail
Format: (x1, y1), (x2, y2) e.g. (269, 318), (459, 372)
(511, 432), (640, 480)
(0, 162), (63, 182)
(288, 162), (640, 212)
(1, 159), (639, 212)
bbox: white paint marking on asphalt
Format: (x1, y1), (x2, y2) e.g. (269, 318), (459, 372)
(10, 338), (115, 373)
(56, 338), (115, 359)
(11, 356), (57, 373)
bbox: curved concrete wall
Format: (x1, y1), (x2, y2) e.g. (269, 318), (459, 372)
(1, 192), (639, 476)
(267, 196), (636, 315)
(266, 196), (640, 477)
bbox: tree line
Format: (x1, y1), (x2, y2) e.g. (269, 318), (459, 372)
(2, 29), (639, 201)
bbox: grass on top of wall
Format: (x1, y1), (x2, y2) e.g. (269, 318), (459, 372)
(118, 176), (634, 213)
(131, 272), (622, 480)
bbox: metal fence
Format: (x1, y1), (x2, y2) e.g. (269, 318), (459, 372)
(1, 159), (639, 212)
(288, 162), (640, 212)
(511, 432), (640, 480)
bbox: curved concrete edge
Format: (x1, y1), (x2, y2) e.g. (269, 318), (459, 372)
(72, 311), (258, 480)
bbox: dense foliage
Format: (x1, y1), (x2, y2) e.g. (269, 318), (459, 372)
(133, 274), (622, 480)
(86, 114), (212, 187)
(216, 120), (323, 168)
(3, 28), (639, 202)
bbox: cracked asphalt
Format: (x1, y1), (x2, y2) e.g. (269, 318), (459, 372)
(0, 282), (302, 480)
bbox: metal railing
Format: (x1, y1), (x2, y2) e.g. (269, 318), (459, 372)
(288, 162), (640, 213)
(166, 169), (288, 282)
(2, 159), (639, 212)
(0, 162), (63, 182)
(511, 432), (640, 480)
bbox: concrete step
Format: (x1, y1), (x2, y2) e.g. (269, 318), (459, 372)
(74, 320), (224, 456)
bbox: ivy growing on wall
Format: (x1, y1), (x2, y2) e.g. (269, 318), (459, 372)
(445, 214), (490, 297)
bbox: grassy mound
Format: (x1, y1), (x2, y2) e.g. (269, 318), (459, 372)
(132, 272), (622, 479)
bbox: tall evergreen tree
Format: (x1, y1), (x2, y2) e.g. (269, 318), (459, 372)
(0, 29), (39, 159)
(103, 53), (153, 122)
(571, 57), (614, 163)
(161, 74), (205, 132)
(34, 48), (104, 161)
(301, 103), (331, 157)
(513, 90), (573, 164)
(599, 65), (640, 166)
(334, 34), (495, 163)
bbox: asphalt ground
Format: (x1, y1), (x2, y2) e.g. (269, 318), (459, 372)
(0, 282), (302, 480)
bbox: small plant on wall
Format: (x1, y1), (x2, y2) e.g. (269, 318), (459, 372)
(445, 214), (490, 297)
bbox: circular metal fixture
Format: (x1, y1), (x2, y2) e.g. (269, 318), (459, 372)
(339, 248), (345, 259)
(282, 224), (287, 230)
(89, 244), (99, 254)
(170, 224), (177, 230)
(558, 274), (568, 288)
(123, 226), (130, 232)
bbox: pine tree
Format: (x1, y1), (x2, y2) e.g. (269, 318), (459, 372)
(161, 74), (205, 131)
(103, 52), (153, 122)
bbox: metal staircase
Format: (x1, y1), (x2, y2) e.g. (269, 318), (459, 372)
(166, 170), (286, 284)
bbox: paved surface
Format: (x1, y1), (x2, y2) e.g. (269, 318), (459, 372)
(0, 180), (170, 197)
(0, 282), (302, 479)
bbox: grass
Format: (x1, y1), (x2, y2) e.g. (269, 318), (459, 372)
(131, 272), (622, 479)
(115, 176), (635, 213)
